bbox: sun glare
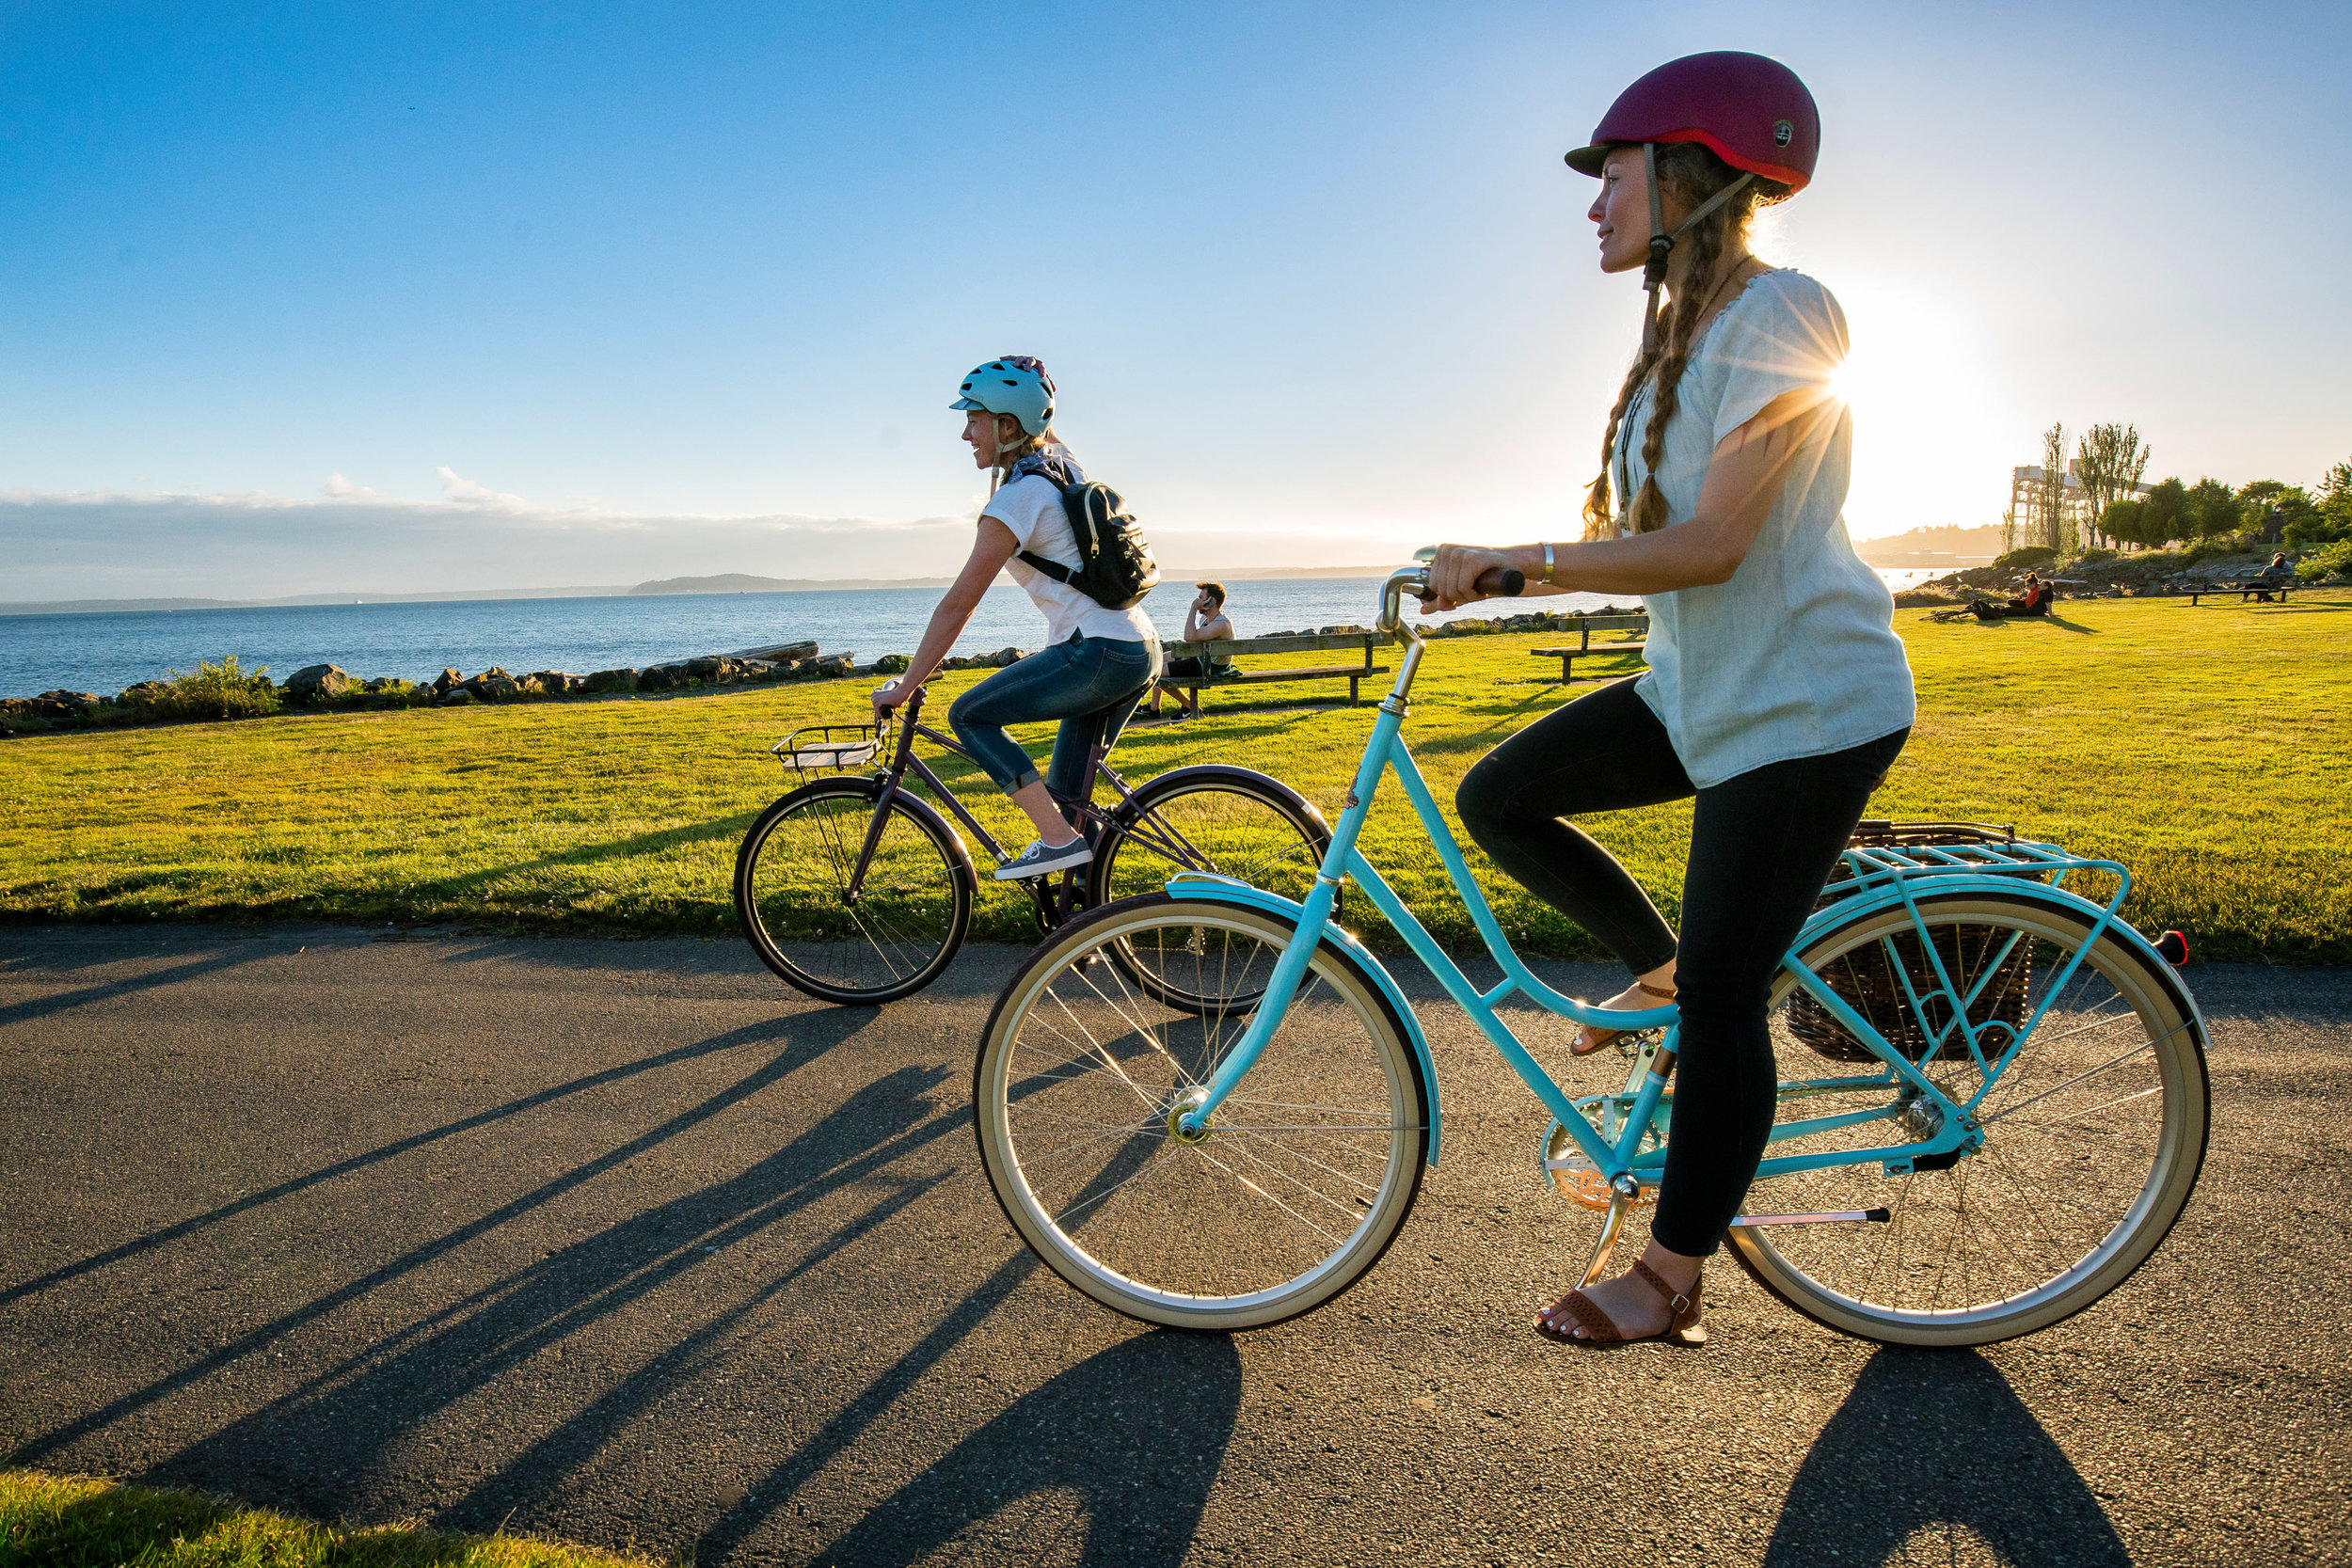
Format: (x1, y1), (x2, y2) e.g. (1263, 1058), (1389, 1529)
(1826, 284), (2013, 538)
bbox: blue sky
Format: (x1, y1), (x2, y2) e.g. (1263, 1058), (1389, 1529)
(4, 0), (2348, 598)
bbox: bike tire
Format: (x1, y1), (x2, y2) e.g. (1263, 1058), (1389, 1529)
(734, 775), (974, 1006)
(1728, 888), (2210, 1347)
(1089, 765), (1330, 910)
(1089, 767), (1330, 1013)
(975, 893), (1428, 1331)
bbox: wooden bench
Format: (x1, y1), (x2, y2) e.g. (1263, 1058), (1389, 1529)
(1531, 613), (1651, 683)
(1150, 631), (1391, 719)
(2187, 579), (2295, 606)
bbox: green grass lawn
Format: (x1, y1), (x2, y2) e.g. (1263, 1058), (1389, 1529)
(2, 594), (2345, 961)
(0, 1468), (650, 1568)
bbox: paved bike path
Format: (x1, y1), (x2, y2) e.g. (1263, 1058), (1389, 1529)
(1, 923), (2344, 1566)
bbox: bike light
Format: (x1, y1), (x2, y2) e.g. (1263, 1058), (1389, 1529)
(2154, 929), (2189, 966)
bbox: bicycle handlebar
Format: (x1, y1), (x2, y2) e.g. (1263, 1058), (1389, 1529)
(1377, 562), (1525, 634)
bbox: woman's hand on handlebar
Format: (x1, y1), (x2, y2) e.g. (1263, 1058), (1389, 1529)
(869, 679), (903, 722)
(1422, 544), (1517, 610)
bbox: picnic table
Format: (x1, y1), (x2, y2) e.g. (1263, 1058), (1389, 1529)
(1530, 613), (1650, 683)
(1150, 631), (1391, 719)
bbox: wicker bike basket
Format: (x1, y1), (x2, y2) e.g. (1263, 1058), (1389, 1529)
(772, 723), (882, 775)
(1786, 822), (2034, 1065)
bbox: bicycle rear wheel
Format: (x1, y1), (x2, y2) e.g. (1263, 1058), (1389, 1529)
(1730, 890), (2209, 1346)
(1091, 766), (1328, 907)
(974, 895), (1427, 1330)
(735, 777), (973, 1005)
(1089, 767), (1329, 1013)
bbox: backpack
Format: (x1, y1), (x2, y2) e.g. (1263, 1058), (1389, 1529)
(1016, 477), (1162, 610)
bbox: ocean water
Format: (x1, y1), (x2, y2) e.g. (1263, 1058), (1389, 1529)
(0, 570), (1938, 698)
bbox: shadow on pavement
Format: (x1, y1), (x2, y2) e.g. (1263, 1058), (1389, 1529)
(7, 1006), (877, 1478)
(1764, 1348), (2129, 1566)
(805, 1333), (1241, 1568)
(0, 942), (272, 1032)
(124, 1057), (956, 1521)
(0, 1020), (814, 1310)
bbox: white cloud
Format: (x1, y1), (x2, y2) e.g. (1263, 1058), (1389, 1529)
(433, 466), (535, 511)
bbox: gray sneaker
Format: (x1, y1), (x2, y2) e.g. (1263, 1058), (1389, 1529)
(994, 838), (1093, 881)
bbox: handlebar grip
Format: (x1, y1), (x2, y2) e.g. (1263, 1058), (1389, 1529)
(1481, 566), (1526, 597)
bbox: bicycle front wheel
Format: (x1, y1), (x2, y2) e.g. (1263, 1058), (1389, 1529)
(734, 777), (973, 1005)
(975, 895), (1428, 1330)
(1730, 889), (2210, 1346)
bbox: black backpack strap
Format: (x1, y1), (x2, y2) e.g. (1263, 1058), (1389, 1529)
(1017, 550), (1079, 585)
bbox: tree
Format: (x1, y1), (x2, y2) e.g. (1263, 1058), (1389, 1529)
(2074, 424), (2150, 546)
(2099, 498), (2149, 546)
(2039, 422), (2072, 551)
(2185, 477), (2240, 540)
(2138, 477), (2190, 546)
(2236, 480), (2316, 542)
(2286, 458), (2352, 545)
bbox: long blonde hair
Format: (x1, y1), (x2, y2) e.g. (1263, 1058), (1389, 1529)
(1581, 144), (1790, 537)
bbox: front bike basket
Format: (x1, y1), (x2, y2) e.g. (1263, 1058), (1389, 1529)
(1790, 821), (2032, 1065)
(772, 723), (882, 775)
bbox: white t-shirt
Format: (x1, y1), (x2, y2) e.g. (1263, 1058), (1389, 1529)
(1613, 268), (1915, 788)
(984, 454), (1158, 646)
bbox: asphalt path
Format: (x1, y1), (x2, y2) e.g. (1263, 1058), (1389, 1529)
(2, 923), (2346, 1567)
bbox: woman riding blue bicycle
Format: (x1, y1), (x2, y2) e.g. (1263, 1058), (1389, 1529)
(870, 357), (1163, 882)
(1425, 52), (1915, 1347)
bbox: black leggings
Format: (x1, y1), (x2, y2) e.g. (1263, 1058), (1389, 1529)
(1456, 678), (1908, 1257)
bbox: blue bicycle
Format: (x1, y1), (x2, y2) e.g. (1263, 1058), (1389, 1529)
(973, 564), (2210, 1344)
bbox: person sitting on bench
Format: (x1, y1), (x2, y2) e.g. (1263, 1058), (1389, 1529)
(2252, 552), (2294, 602)
(1153, 582), (1236, 716)
(1968, 571), (2052, 620)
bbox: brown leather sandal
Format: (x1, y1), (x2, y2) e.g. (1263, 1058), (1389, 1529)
(1535, 1258), (1708, 1348)
(1571, 979), (1678, 1055)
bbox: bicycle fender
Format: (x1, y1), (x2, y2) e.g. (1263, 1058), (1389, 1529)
(1801, 874), (2210, 1047)
(1163, 874), (1441, 1166)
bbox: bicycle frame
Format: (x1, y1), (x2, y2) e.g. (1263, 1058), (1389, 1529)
(1171, 567), (2150, 1198)
(838, 683), (1255, 929)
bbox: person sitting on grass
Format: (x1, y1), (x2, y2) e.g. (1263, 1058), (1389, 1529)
(1968, 570), (2051, 620)
(1152, 582), (1236, 718)
(868, 356), (1162, 882)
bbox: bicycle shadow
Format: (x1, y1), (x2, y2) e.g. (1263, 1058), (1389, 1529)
(805, 1332), (1241, 1568)
(1763, 1349), (2129, 1566)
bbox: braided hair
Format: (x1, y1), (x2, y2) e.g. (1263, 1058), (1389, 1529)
(1581, 144), (1791, 537)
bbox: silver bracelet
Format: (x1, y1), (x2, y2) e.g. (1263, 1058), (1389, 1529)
(1540, 542), (1557, 585)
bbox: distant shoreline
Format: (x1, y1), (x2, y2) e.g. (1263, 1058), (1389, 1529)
(0, 564), (1412, 618)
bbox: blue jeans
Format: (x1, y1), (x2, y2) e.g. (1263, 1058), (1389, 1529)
(949, 634), (1161, 801)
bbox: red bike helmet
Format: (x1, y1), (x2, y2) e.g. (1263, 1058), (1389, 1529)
(1565, 51), (1819, 192)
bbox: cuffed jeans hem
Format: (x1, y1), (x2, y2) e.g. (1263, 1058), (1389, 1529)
(998, 768), (1042, 796)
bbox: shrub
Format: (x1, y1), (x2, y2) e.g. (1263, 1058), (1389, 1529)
(872, 653), (912, 674)
(2296, 541), (2352, 582)
(2180, 535), (2266, 567)
(1992, 546), (2056, 571)
(149, 657), (281, 721)
(2072, 546), (2117, 564)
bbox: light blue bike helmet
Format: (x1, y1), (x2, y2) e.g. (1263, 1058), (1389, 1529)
(950, 356), (1056, 437)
